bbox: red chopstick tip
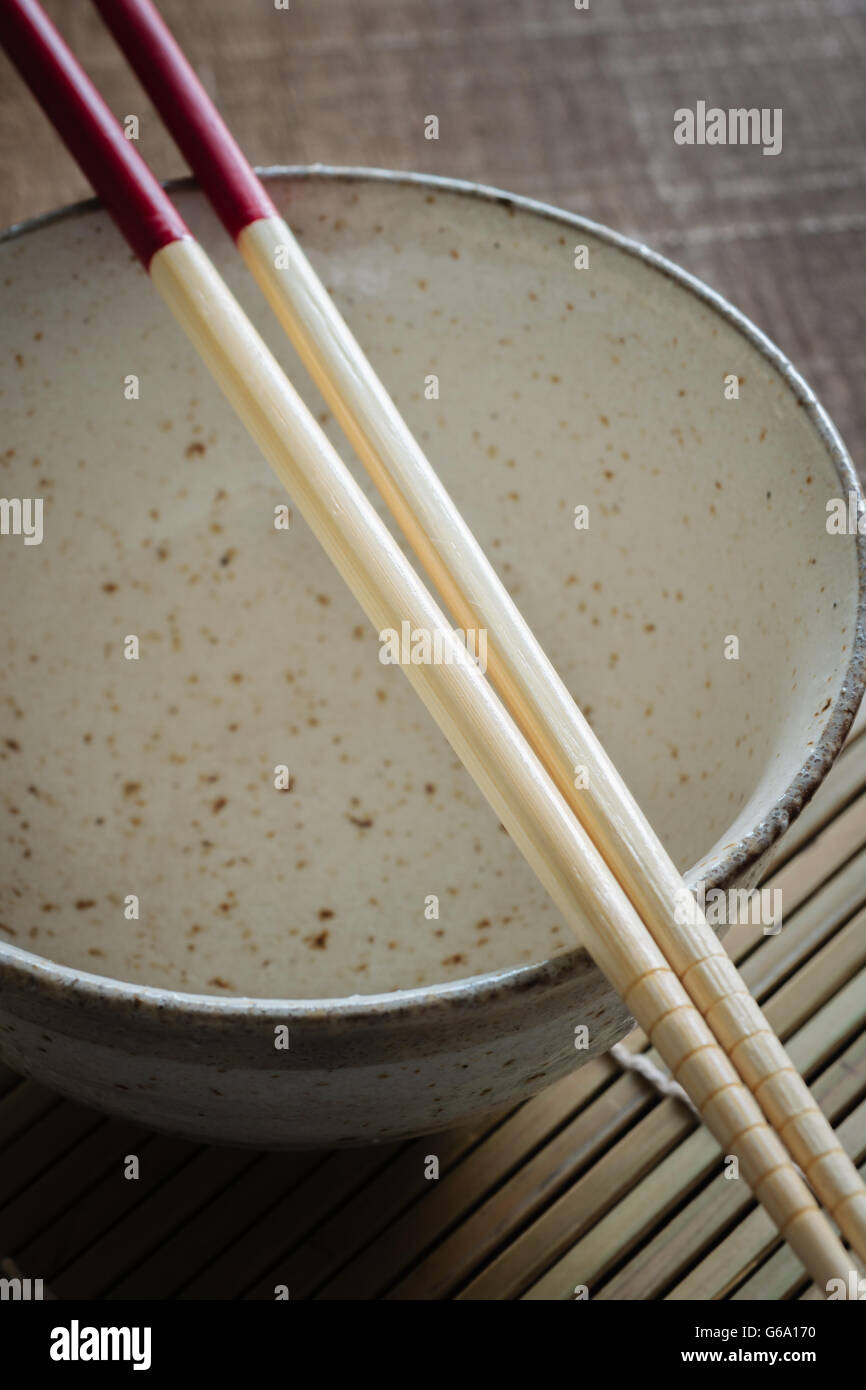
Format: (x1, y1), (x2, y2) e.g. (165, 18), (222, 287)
(93, 0), (279, 242)
(0, 0), (190, 269)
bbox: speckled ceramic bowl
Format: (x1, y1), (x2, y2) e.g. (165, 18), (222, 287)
(0, 169), (863, 1148)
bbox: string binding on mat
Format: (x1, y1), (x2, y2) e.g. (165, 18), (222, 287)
(607, 1044), (813, 1187)
(609, 1042), (709, 1122)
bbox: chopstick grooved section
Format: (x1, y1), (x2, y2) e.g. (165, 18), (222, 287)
(679, 951), (727, 981)
(622, 966), (670, 1000)
(696, 1080), (744, 1112)
(671, 1042), (718, 1074)
(724, 1121), (771, 1149)
(778, 1205), (823, 1233)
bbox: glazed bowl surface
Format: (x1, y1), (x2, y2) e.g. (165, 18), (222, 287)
(0, 168), (862, 1146)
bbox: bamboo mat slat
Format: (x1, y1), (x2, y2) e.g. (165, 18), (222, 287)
(175, 1145), (404, 1301)
(240, 1123), (493, 1302)
(0, 1116), (149, 1253)
(0, 1104), (105, 1211)
(384, 1070), (656, 1301)
(764, 725), (866, 871)
(0, 1081), (59, 1151)
(104, 1150), (323, 1301)
(742, 852), (866, 1000)
(51, 1145), (261, 1300)
(313, 1054), (630, 1300)
(17, 1134), (197, 1280)
(461, 1095), (699, 1301)
(760, 912), (866, 1039)
(757, 791), (866, 921)
(129, 1123), (489, 1302)
(0, 1064), (22, 1099)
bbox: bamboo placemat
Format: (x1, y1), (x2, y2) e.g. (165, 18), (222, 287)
(1, 706), (864, 1301)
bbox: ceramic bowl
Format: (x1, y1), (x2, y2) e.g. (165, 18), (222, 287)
(0, 169), (863, 1147)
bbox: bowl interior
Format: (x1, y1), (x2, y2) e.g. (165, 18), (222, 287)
(0, 172), (859, 999)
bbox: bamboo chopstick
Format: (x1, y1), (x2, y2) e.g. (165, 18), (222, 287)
(91, 0), (866, 1266)
(0, 0), (856, 1294)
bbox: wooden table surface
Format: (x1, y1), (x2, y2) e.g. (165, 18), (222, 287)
(2, 0), (865, 477)
(1, 0), (865, 1301)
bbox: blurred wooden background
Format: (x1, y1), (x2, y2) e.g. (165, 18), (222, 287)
(1, 0), (865, 475)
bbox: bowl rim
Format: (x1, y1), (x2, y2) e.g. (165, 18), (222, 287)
(1, 163), (864, 1026)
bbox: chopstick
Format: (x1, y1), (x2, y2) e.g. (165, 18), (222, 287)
(90, 0), (866, 1266)
(0, 0), (855, 1294)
